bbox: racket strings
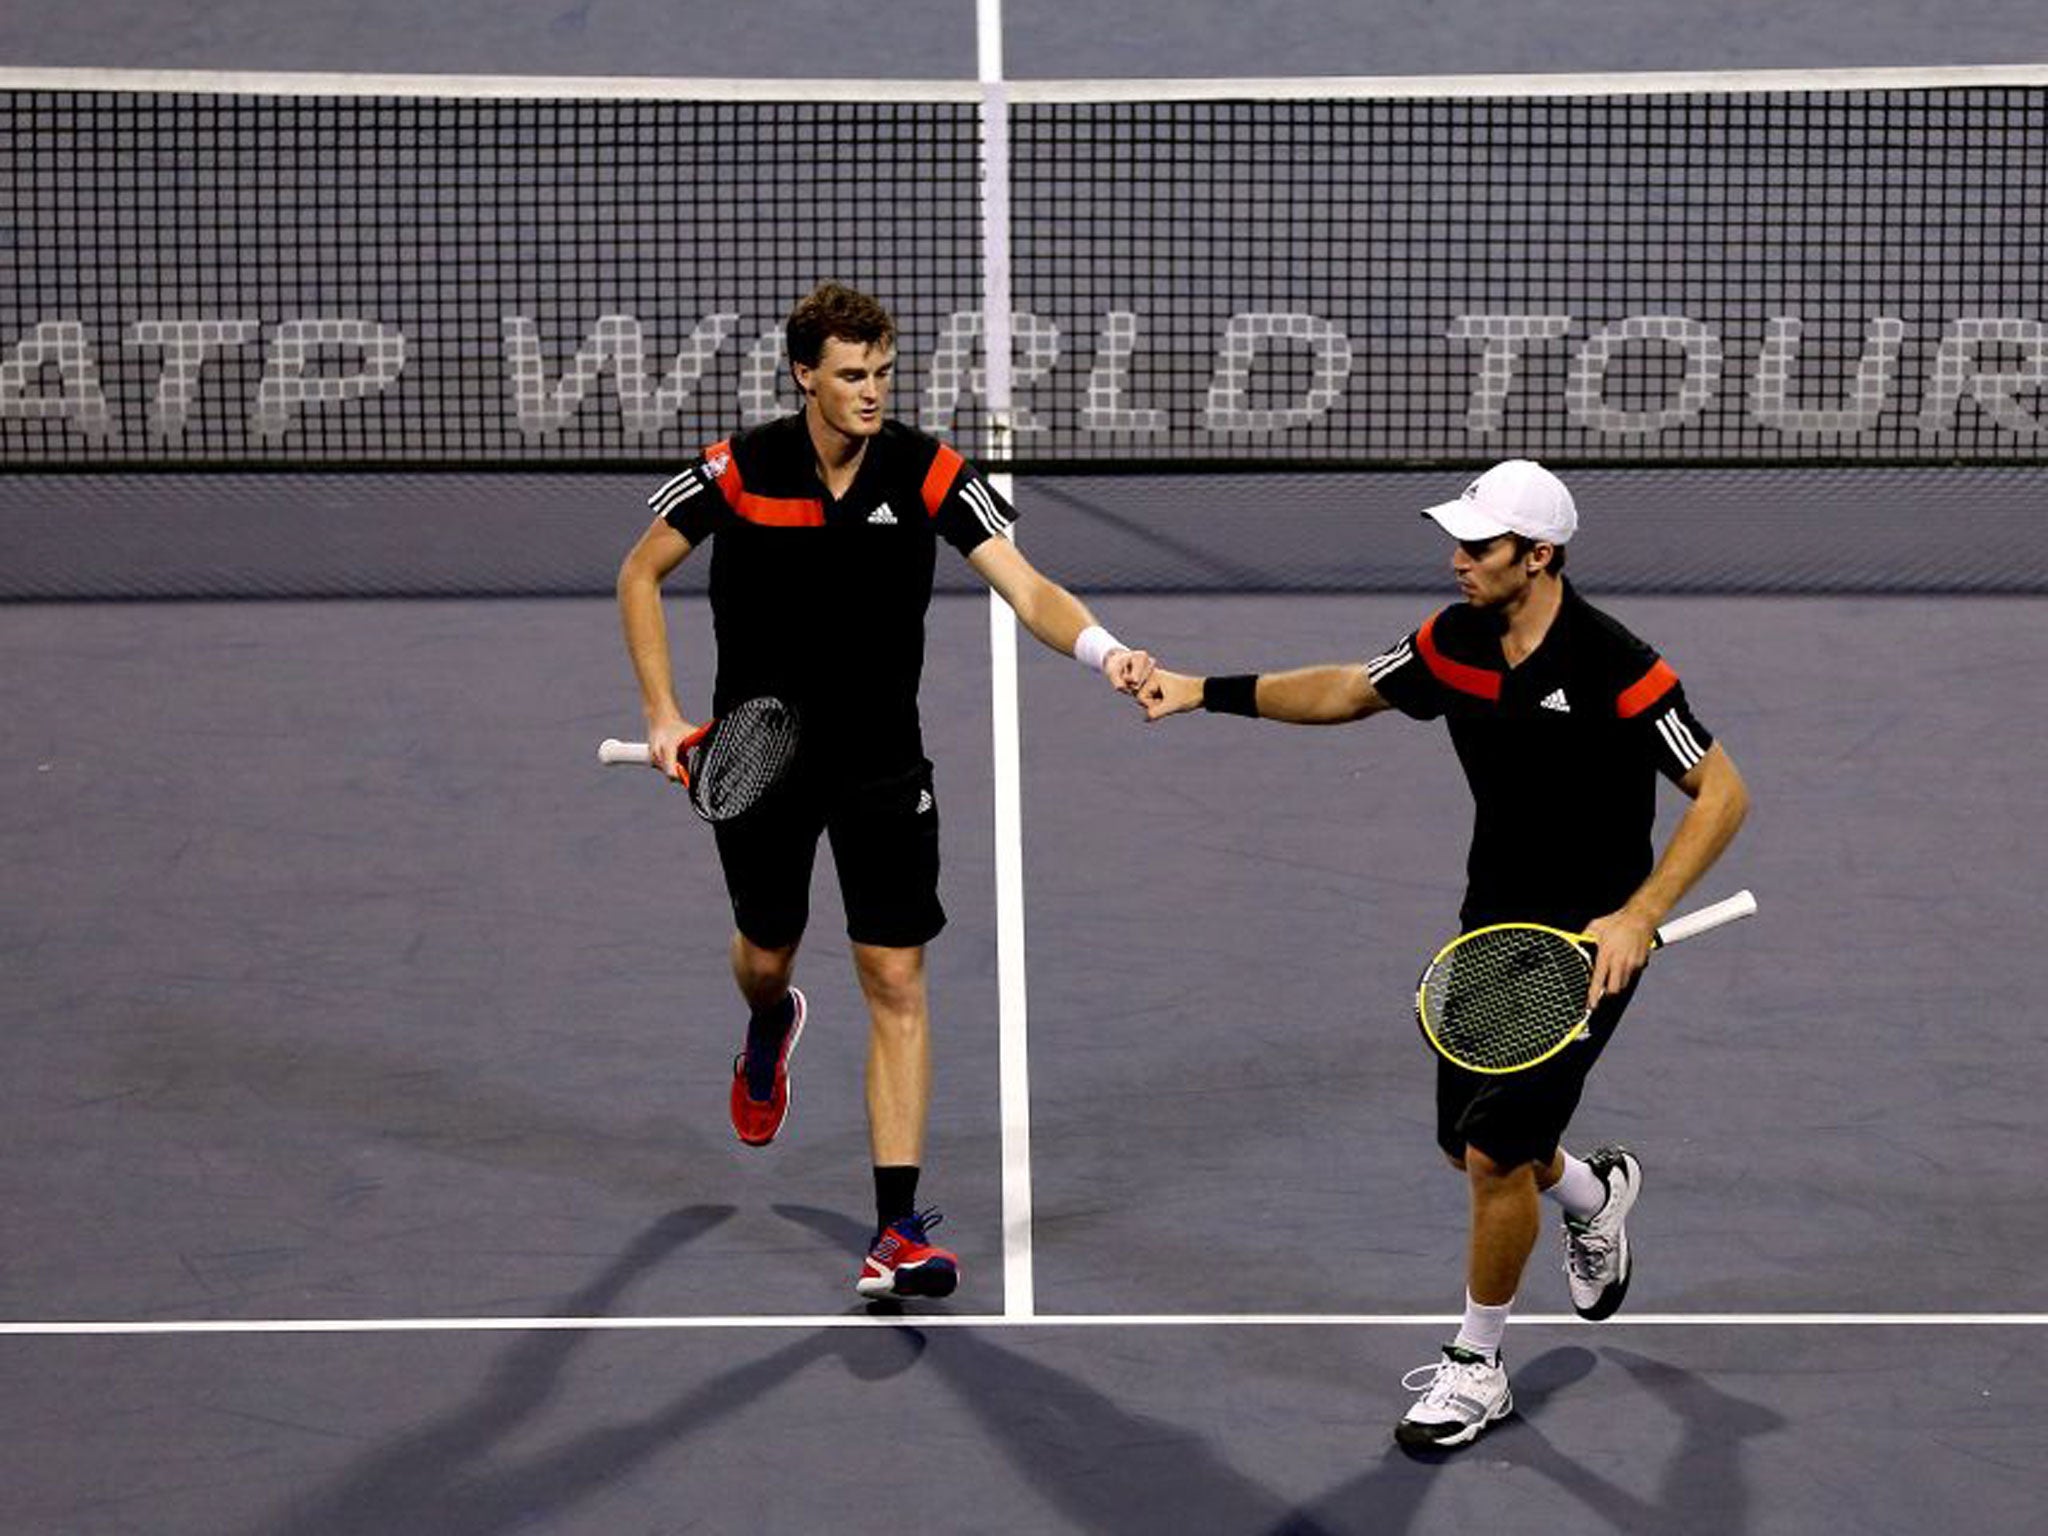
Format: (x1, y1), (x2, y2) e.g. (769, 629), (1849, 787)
(1422, 931), (1592, 1072)
(688, 700), (801, 821)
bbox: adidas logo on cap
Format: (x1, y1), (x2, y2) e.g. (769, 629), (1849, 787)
(1421, 459), (1578, 546)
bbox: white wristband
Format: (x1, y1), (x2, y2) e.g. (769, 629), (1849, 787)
(1072, 624), (1125, 675)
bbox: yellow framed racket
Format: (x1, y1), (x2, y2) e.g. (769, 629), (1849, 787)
(1414, 889), (1757, 1074)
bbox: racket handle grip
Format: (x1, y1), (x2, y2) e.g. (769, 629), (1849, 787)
(1655, 888), (1757, 947)
(597, 738), (652, 766)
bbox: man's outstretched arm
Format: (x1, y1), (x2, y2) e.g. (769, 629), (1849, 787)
(1140, 663), (1393, 724)
(968, 535), (1153, 692)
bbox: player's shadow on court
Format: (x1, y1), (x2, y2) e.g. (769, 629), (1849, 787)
(1550, 1346), (1788, 1533)
(118, 1017), (738, 1207)
(252, 1203), (926, 1536)
(773, 1205), (1789, 1536)
(1280, 1344), (1786, 1536)
(929, 1331), (1357, 1536)
(775, 1202), (1349, 1535)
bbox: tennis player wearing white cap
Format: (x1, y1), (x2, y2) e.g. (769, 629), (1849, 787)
(1421, 457), (1581, 546)
(1134, 459), (1748, 1450)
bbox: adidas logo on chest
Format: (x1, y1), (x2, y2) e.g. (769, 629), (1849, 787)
(866, 501), (898, 525)
(1538, 688), (1571, 713)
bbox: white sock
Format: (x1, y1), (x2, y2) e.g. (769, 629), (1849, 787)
(1545, 1151), (1607, 1220)
(1454, 1292), (1513, 1360)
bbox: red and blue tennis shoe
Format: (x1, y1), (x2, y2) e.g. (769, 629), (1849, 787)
(856, 1208), (959, 1300)
(729, 987), (805, 1147)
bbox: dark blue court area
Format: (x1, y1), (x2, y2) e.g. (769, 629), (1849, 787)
(4, 576), (2046, 1533)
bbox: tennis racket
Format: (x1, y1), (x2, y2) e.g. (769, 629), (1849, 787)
(1414, 889), (1757, 1075)
(597, 696), (801, 823)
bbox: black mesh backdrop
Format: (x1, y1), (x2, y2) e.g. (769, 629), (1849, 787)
(4, 82), (2047, 597)
(0, 93), (982, 465)
(4, 86), (2045, 470)
(1008, 90), (2048, 467)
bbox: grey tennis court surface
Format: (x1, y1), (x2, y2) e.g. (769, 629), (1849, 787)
(4, 583), (2045, 1534)
(8, 2), (2048, 1529)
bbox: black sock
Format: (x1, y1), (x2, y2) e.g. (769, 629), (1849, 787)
(874, 1165), (920, 1236)
(743, 992), (796, 1100)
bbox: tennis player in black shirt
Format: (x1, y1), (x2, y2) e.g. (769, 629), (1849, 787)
(1138, 459), (1748, 1448)
(617, 283), (1151, 1302)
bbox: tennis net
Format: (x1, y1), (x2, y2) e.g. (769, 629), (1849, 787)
(3, 68), (2045, 471)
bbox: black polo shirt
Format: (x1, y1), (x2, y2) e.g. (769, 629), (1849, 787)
(1367, 580), (1717, 930)
(651, 414), (1013, 773)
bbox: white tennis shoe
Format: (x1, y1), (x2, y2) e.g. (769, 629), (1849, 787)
(1564, 1144), (1641, 1320)
(1395, 1345), (1513, 1450)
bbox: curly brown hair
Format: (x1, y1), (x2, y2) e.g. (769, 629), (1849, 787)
(784, 282), (897, 369)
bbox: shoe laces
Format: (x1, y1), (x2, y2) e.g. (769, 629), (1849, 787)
(741, 1007), (794, 1097)
(1564, 1220), (1615, 1279)
(1401, 1348), (1496, 1400)
(891, 1206), (944, 1240)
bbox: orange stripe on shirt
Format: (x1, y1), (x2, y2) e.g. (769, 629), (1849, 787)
(734, 492), (826, 527)
(701, 440), (826, 526)
(1616, 659), (1679, 718)
(921, 443), (965, 518)
(1415, 613), (1502, 701)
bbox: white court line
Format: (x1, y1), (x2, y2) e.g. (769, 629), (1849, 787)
(4, 1313), (2046, 1337)
(978, 0), (1036, 1323)
(985, 486), (1033, 1323)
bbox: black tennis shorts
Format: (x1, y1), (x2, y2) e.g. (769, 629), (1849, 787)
(1435, 977), (1639, 1169)
(711, 756), (945, 951)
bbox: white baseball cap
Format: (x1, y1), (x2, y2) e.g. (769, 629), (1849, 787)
(1420, 459), (1578, 546)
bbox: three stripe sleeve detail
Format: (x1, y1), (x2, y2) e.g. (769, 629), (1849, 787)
(649, 467), (707, 520)
(1655, 707), (1708, 771)
(958, 476), (1013, 541)
(1366, 639), (1415, 685)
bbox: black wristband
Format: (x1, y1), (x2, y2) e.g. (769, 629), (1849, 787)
(1202, 674), (1260, 717)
